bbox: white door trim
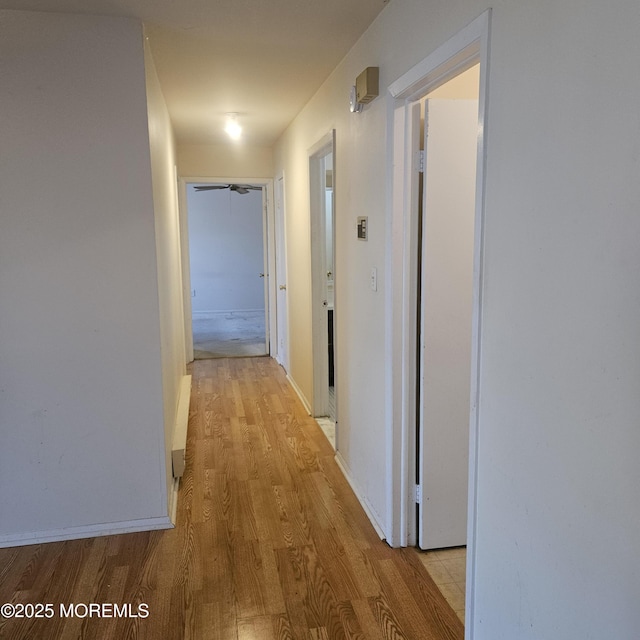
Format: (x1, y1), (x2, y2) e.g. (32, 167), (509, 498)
(274, 171), (290, 371)
(178, 176), (276, 360)
(386, 10), (491, 638)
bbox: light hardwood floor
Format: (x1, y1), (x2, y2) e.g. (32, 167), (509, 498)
(0, 357), (463, 640)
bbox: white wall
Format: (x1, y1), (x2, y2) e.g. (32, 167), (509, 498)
(274, 0), (640, 637)
(472, 2), (640, 637)
(0, 11), (172, 544)
(144, 36), (187, 504)
(177, 144), (273, 178)
(187, 187), (265, 313)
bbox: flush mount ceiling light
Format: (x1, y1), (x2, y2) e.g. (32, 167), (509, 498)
(224, 113), (242, 140)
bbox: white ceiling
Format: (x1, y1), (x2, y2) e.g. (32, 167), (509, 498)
(1, 0), (390, 146)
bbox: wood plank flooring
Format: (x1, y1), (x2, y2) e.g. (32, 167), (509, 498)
(0, 357), (464, 640)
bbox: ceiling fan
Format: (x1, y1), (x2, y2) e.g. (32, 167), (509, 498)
(194, 184), (261, 195)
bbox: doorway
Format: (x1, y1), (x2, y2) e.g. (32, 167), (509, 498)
(387, 9), (491, 632)
(179, 178), (276, 362)
(274, 173), (290, 371)
(309, 132), (337, 447)
(410, 68), (480, 624)
(417, 68), (479, 550)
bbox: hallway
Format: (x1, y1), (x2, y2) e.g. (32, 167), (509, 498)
(0, 357), (462, 640)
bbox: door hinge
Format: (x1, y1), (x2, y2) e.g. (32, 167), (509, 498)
(414, 484), (422, 504)
(417, 150), (425, 173)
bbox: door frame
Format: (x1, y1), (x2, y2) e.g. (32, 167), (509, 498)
(178, 176), (276, 362)
(309, 131), (336, 418)
(274, 171), (290, 371)
(386, 10), (490, 635)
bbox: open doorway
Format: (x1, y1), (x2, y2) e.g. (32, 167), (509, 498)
(413, 65), (480, 623)
(185, 182), (269, 359)
(310, 132), (337, 448)
(418, 66), (480, 549)
(387, 9), (491, 629)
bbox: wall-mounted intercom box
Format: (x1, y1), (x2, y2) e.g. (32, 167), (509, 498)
(356, 67), (379, 104)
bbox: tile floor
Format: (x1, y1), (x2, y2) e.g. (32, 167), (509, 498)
(315, 416), (336, 449)
(417, 547), (466, 623)
(192, 310), (266, 359)
(314, 386), (336, 449)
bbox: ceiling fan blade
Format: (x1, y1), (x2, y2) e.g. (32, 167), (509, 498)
(194, 184), (262, 194)
(232, 184), (262, 194)
(194, 185), (228, 191)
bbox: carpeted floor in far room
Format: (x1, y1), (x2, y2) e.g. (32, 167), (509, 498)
(192, 310), (267, 359)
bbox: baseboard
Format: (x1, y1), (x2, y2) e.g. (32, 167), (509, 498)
(0, 516), (174, 549)
(334, 452), (386, 540)
(286, 373), (312, 415)
(172, 374), (192, 478)
(169, 476), (180, 525)
(192, 309), (264, 317)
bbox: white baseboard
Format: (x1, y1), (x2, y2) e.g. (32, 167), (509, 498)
(169, 476), (180, 525)
(334, 452), (386, 540)
(0, 516), (174, 549)
(172, 374), (192, 478)
(286, 373), (312, 415)
(192, 309), (264, 317)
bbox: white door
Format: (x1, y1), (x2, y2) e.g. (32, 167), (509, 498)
(418, 99), (478, 549)
(275, 174), (289, 370)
